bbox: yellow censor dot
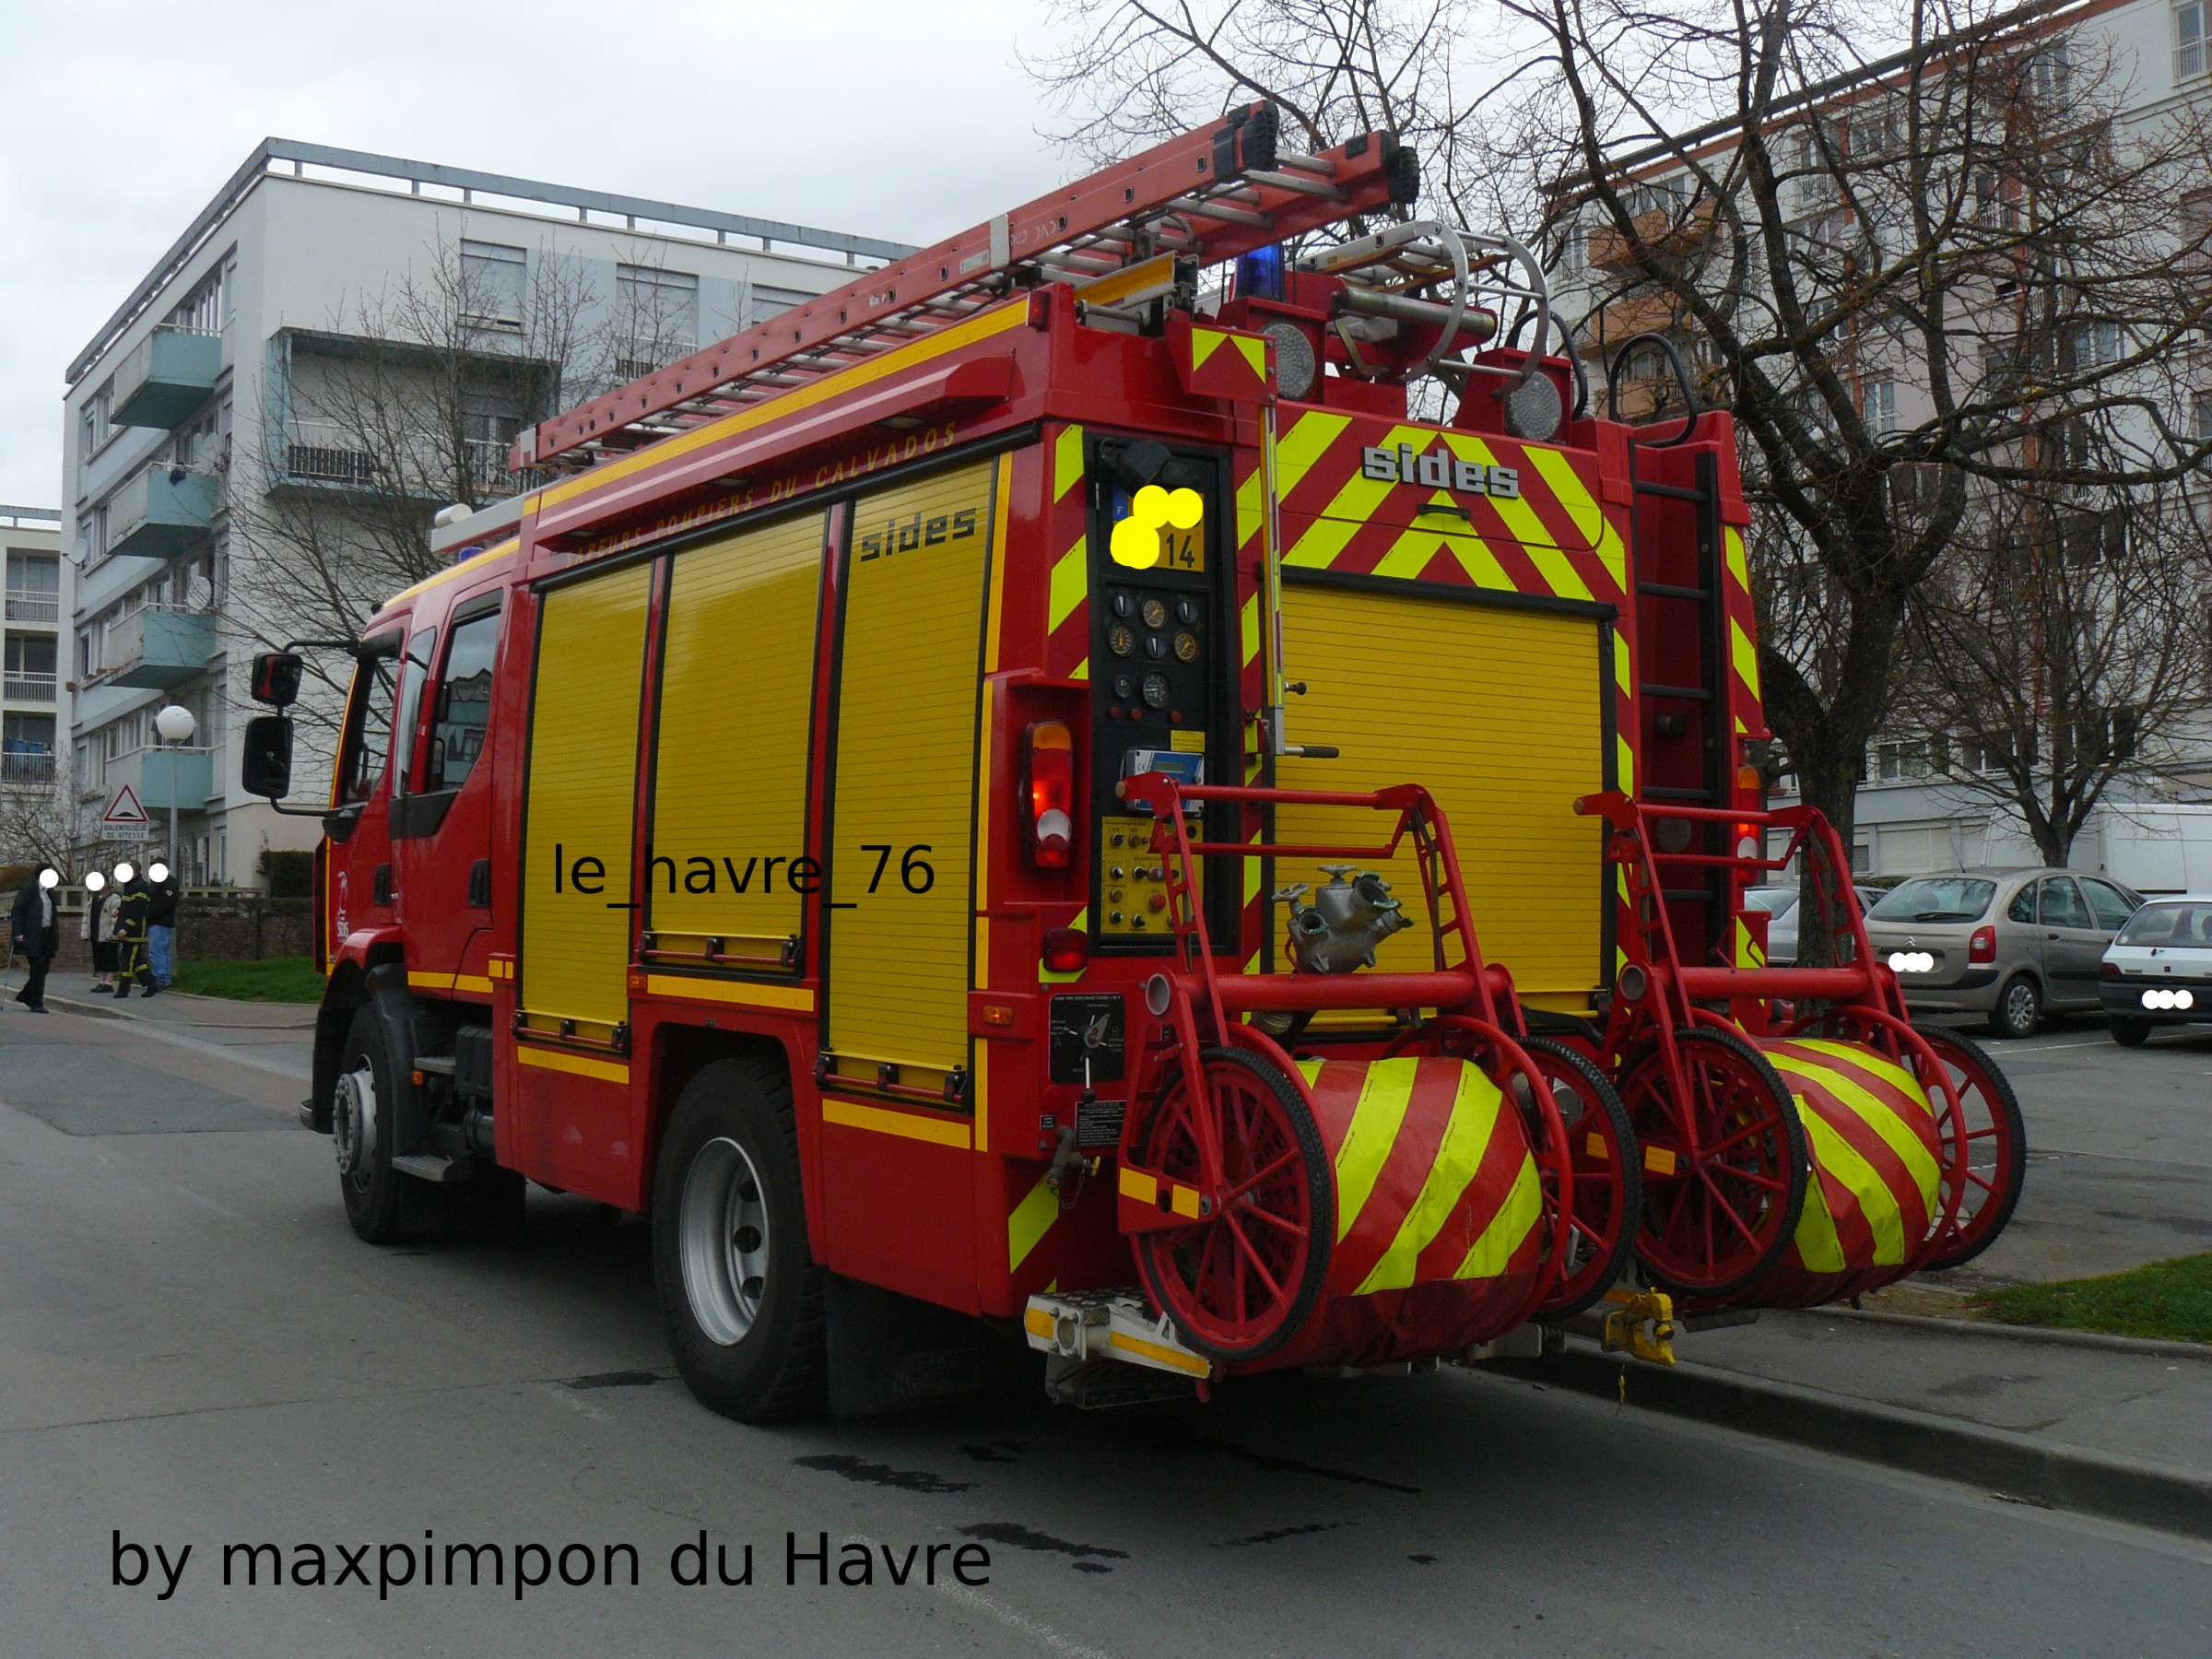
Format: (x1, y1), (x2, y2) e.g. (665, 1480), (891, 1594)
(1110, 485), (1206, 569)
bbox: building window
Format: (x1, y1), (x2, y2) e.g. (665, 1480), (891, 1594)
(747, 283), (812, 328)
(5, 554), (58, 625)
(2064, 319), (2123, 371)
(2181, 1), (2206, 82)
(614, 265), (700, 375)
(1865, 378), (1897, 436)
(2194, 393), (2212, 443)
(459, 241), (527, 332)
(167, 259), (230, 335)
(80, 382), (114, 461)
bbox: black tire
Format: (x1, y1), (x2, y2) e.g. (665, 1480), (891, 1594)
(2107, 1016), (2152, 1049)
(1987, 973), (2041, 1040)
(651, 1056), (826, 1422)
(1915, 1027), (2030, 1273)
(442, 1163), (529, 1240)
(1518, 1036), (1641, 1320)
(1134, 1046), (1333, 1366)
(335, 1005), (406, 1244)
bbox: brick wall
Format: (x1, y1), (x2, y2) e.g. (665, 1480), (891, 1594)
(15, 894), (313, 966)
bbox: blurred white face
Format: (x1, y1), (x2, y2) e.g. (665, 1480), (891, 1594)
(86, 872), (105, 892)
(38, 868), (59, 888)
(148, 863), (170, 883)
(115, 863), (135, 884)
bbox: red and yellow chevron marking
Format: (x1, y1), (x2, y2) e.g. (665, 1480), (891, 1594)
(1177, 322), (1273, 402)
(1044, 421), (1092, 680)
(1721, 524), (1762, 738)
(1757, 1038), (1941, 1301)
(1295, 1056), (1542, 1293)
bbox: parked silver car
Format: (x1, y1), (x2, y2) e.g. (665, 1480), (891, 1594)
(1744, 885), (1869, 968)
(1859, 867), (2143, 1039)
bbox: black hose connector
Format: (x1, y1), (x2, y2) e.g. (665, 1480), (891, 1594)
(1605, 331), (1700, 447)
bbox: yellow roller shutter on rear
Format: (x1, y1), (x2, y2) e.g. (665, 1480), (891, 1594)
(519, 562), (653, 1035)
(1274, 578), (1606, 1003)
(824, 461), (997, 1084)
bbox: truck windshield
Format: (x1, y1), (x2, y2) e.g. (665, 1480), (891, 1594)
(2116, 903), (2212, 947)
(336, 638), (402, 805)
(1867, 877), (1996, 924)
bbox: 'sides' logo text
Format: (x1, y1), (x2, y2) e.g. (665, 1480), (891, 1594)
(1360, 444), (1521, 500)
(858, 507), (982, 562)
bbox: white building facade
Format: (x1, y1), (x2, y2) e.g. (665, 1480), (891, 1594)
(65, 139), (910, 888)
(1, 505), (66, 799)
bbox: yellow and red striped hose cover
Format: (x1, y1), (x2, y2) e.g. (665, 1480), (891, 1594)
(1756, 1038), (1942, 1306)
(1261, 1056), (1542, 1369)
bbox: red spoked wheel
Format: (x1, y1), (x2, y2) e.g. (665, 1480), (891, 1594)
(1619, 1027), (1807, 1299)
(1132, 1047), (1334, 1365)
(1517, 1036), (1641, 1319)
(1912, 1028), (2028, 1271)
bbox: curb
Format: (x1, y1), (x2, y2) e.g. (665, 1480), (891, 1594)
(1495, 1343), (2212, 1543)
(1815, 1305), (2212, 1361)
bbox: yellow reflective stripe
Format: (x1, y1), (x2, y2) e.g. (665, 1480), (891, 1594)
(1327, 1059), (1420, 1244)
(1792, 1162), (1851, 1273)
(1730, 617), (1761, 698)
(1617, 732), (1635, 795)
(1443, 434), (1593, 603)
(1049, 537), (1088, 631)
(1770, 1060), (1909, 1265)
(1275, 410), (1350, 499)
(516, 1045), (629, 1085)
(1725, 526), (1750, 592)
(821, 1096), (972, 1150)
(1054, 424), (1087, 500)
(1355, 1064), (1506, 1292)
(1241, 594), (1260, 665)
(1524, 446), (1625, 592)
(1370, 520), (1513, 588)
(1008, 1173), (1058, 1272)
(1119, 1166), (1158, 1205)
(1108, 1330), (1211, 1376)
(1453, 1152), (1541, 1279)
(1784, 1041), (1940, 1200)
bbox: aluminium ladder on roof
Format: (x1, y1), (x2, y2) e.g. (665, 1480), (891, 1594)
(514, 104), (1418, 472)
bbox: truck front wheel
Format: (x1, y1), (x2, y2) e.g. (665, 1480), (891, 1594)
(335, 1005), (404, 1243)
(652, 1057), (826, 1421)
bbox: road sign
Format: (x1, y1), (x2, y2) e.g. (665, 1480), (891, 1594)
(102, 784), (150, 827)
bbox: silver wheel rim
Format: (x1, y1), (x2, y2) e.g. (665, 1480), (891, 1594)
(680, 1136), (770, 1347)
(334, 1063), (377, 1185)
(2006, 982), (2037, 1030)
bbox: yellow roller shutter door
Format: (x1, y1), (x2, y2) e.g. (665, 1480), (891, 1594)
(824, 460), (998, 1081)
(650, 512), (826, 960)
(519, 562), (653, 1034)
(1274, 580), (1607, 1002)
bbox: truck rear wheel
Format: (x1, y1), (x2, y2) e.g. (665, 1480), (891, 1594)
(335, 1005), (404, 1244)
(652, 1056), (826, 1422)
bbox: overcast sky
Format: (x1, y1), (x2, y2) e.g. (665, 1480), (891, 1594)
(0, 0), (1061, 506)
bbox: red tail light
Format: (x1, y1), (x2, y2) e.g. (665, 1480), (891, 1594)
(1969, 925), (1996, 964)
(1042, 927), (1088, 973)
(2100, 959), (2121, 980)
(1021, 721), (1076, 868)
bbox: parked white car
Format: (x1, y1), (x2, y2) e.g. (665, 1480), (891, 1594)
(2100, 896), (2212, 1046)
(1743, 885), (1869, 968)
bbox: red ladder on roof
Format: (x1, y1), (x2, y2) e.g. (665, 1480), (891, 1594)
(515, 104), (1416, 471)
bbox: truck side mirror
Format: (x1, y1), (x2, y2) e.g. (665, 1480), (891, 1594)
(241, 715), (294, 799)
(251, 652), (304, 709)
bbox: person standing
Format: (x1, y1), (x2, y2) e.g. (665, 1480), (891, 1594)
(145, 860), (180, 990)
(9, 867), (62, 1013)
(82, 870), (119, 993)
(112, 864), (157, 999)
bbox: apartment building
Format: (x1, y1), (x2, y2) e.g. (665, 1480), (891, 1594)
(1547, 0), (2212, 879)
(0, 505), (65, 796)
(65, 139), (912, 888)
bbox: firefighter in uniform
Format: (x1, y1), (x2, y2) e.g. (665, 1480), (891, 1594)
(112, 864), (158, 998)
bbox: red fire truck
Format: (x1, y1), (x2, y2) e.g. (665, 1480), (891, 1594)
(241, 106), (2023, 1419)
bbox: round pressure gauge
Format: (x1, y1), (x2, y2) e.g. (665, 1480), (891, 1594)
(1113, 675), (1135, 699)
(1108, 624), (1135, 657)
(1173, 631), (1199, 662)
(1141, 597), (1169, 629)
(1141, 672), (1172, 709)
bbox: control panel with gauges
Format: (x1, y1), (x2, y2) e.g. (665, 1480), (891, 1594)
(1086, 436), (1237, 948)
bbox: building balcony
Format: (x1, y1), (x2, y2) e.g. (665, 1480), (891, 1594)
(277, 419), (522, 501)
(88, 606), (217, 691)
(106, 466), (218, 561)
(96, 745), (217, 814)
(1588, 200), (1717, 272)
(5, 591), (59, 626)
(112, 325), (224, 429)
(3, 672), (56, 703)
(0, 749), (56, 786)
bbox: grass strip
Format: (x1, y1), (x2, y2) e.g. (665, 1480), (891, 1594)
(170, 957), (326, 1004)
(1974, 1253), (2212, 1345)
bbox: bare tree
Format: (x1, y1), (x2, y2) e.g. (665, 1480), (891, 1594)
(1490, 0), (2212, 892)
(0, 776), (96, 878)
(1900, 467), (2212, 863)
(224, 234), (599, 754)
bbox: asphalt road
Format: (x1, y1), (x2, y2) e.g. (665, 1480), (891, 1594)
(1933, 1018), (2212, 1286)
(3, 1003), (2209, 1657)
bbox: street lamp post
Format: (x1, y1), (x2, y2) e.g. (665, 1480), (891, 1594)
(153, 703), (197, 878)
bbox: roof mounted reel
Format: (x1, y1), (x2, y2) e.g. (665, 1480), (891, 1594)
(1297, 220), (1559, 439)
(1276, 865), (1413, 973)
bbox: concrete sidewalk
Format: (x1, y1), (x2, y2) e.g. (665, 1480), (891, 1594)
(23, 969), (312, 1078)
